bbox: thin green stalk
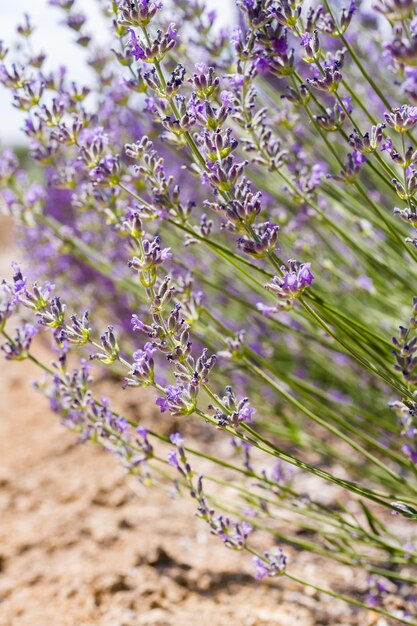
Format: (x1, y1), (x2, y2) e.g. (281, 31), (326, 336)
(285, 572), (416, 625)
(244, 359), (417, 493)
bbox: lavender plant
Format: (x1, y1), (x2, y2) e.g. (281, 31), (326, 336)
(2, 0), (417, 621)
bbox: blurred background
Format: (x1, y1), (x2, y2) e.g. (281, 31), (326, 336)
(0, 0), (235, 146)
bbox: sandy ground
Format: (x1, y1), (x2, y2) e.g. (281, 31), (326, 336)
(0, 219), (398, 626)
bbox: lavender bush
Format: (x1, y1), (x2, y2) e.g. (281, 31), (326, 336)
(2, 0), (417, 621)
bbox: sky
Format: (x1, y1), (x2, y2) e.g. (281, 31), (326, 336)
(0, 0), (235, 145)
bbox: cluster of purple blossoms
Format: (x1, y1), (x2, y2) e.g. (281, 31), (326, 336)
(365, 576), (390, 607)
(384, 106), (417, 133)
(168, 433), (253, 550)
(264, 262), (314, 305)
(124, 343), (156, 387)
(253, 549), (287, 580)
(207, 386), (256, 428)
(156, 383), (197, 416)
(1, 323), (38, 360)
(47, 359), (154, 477)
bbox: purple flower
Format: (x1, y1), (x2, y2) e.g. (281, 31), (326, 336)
(282, 267), (306, 292)
(402, 444), (417, 465)
(167, 450), (179, 467)
(25, 184), (44, 205)
(384, 105), (417, 132)
(167, 22), (177, 39)
(240, 521), (253, 536)
(115, 417), (129, 432)
(129, 237), (172, 272)
(352, 150), (367, 167)
(271, 460), (295, 484)
(228, 73), (245, 89)
(297, 263), (314, 287)
(132, 341), (156, 364)
(254, 56), (271, 75)
(1, 322), (38, 360)
(341, 96), (353, 114)
(266, 262), (314, 301)
(156, 396), (168, 413)
(11, 262), (26, 294)
(207, 9), (216, 22)
(25, 322), (38, 338)
(220, 90), (234, 108)
(256, 303), (277, 318)
(166, 385), (182, 401)
(136, 426), (148, 438)
(366, 577), (389, 607)
(2, 188), (17, 210)
(237, 399), (256, 423)
(160, 247), (172, 262)
(144, 97), (157, 113)
(131, 314), (147, 332)
(300, 33), (312, 48)
(273, 37), (287, 55)
(136, 342), (156, 360)
(170, 432), (185, 446)
(348, 0), (358, 15)
(133, 348), (148, 363)
(253, 549), (287, 580)
(309, 163), (326, 189)
(253, 556), (270, 580)
(212, 516), (253, 549)
(356, 275), (374, 292)
(156, 384), (197, 416)
(66, 13), (86, 32)
(156, 386), (182, 413)
(187, 95), (204, 118)
(195, 62), (207, 74)
(231, 27), (242, 46)
(128, 28), (145, 61)
(49, 0), (75, 7)
(381, 136), (394, 156)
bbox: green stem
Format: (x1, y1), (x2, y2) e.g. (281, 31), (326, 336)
(285, 573), (416, 625)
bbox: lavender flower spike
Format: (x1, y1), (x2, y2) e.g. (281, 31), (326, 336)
(265, 261), (314, 301)
(253, 549), (287, 580)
